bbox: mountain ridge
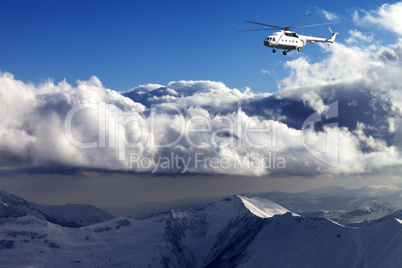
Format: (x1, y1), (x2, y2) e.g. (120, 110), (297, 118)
(0, 190), (114, 227)
(1, 192), (402, 267)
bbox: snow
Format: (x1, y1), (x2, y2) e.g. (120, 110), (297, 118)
(237, 195), (291, 218)
(321, 200), (396, 226)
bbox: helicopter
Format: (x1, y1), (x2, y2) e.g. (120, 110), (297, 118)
(239, 13), (341, 55)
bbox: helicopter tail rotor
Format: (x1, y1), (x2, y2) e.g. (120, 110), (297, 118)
(328, 26), (340, 36)
(328, 26), (341, 43)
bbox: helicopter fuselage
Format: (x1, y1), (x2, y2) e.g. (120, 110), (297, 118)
(263, 30), (339, 55)
(264, 31), (305, 50)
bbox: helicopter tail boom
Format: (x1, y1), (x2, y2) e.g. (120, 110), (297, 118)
(328, 32), (341, 43)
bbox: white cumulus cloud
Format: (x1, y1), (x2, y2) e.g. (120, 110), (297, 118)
(321, 9), (339, 21)
(346, 30), (374, 44)
(353, 2), (402, 36)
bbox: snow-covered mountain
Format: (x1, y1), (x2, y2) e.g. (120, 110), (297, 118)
(0, 191), (114, 227)
(246, 185), (402, 213)
(310, 200), (396, 227)
(1, 193), (402, 267)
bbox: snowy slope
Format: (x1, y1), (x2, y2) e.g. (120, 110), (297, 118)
(156, 194), (291, 267)
(0, 214), (169, 267)
(318, 200), (396, 226)
(1, 194), (402, 267)
(240, 214), (402, 268)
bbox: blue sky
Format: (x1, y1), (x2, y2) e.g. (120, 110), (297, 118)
(0, 0), (394, 93)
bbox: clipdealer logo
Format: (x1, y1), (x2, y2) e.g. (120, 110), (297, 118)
(64, 101), (284, 156)
(63, 100), (339, 172)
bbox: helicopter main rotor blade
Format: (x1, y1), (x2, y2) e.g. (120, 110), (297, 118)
(238, 28), (279, 32)
(288, 13), (312, 28)
(245, 21), (284, 29)
(290, 21), (340, 29)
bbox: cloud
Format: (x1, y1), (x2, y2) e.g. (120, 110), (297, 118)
(0, 74), (145, 170)
(320, 9), (339, 21)
(346, 30), (374, 44)
(123, 80), (266, 110)
(353, 2), (402, 35)
(272, 21), (402, 173)
(1, 67), (401, 176)
(261, 69), (272, 76)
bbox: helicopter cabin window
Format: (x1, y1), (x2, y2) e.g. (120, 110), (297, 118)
(285, 32), (299, 38)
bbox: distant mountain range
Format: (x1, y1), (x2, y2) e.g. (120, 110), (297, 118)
(0, 191), (114, 227)
(108, 184), (402, 220)
(1, 190), (402, 267)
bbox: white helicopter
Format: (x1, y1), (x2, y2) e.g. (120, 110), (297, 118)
(239, 13), (340, 55)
